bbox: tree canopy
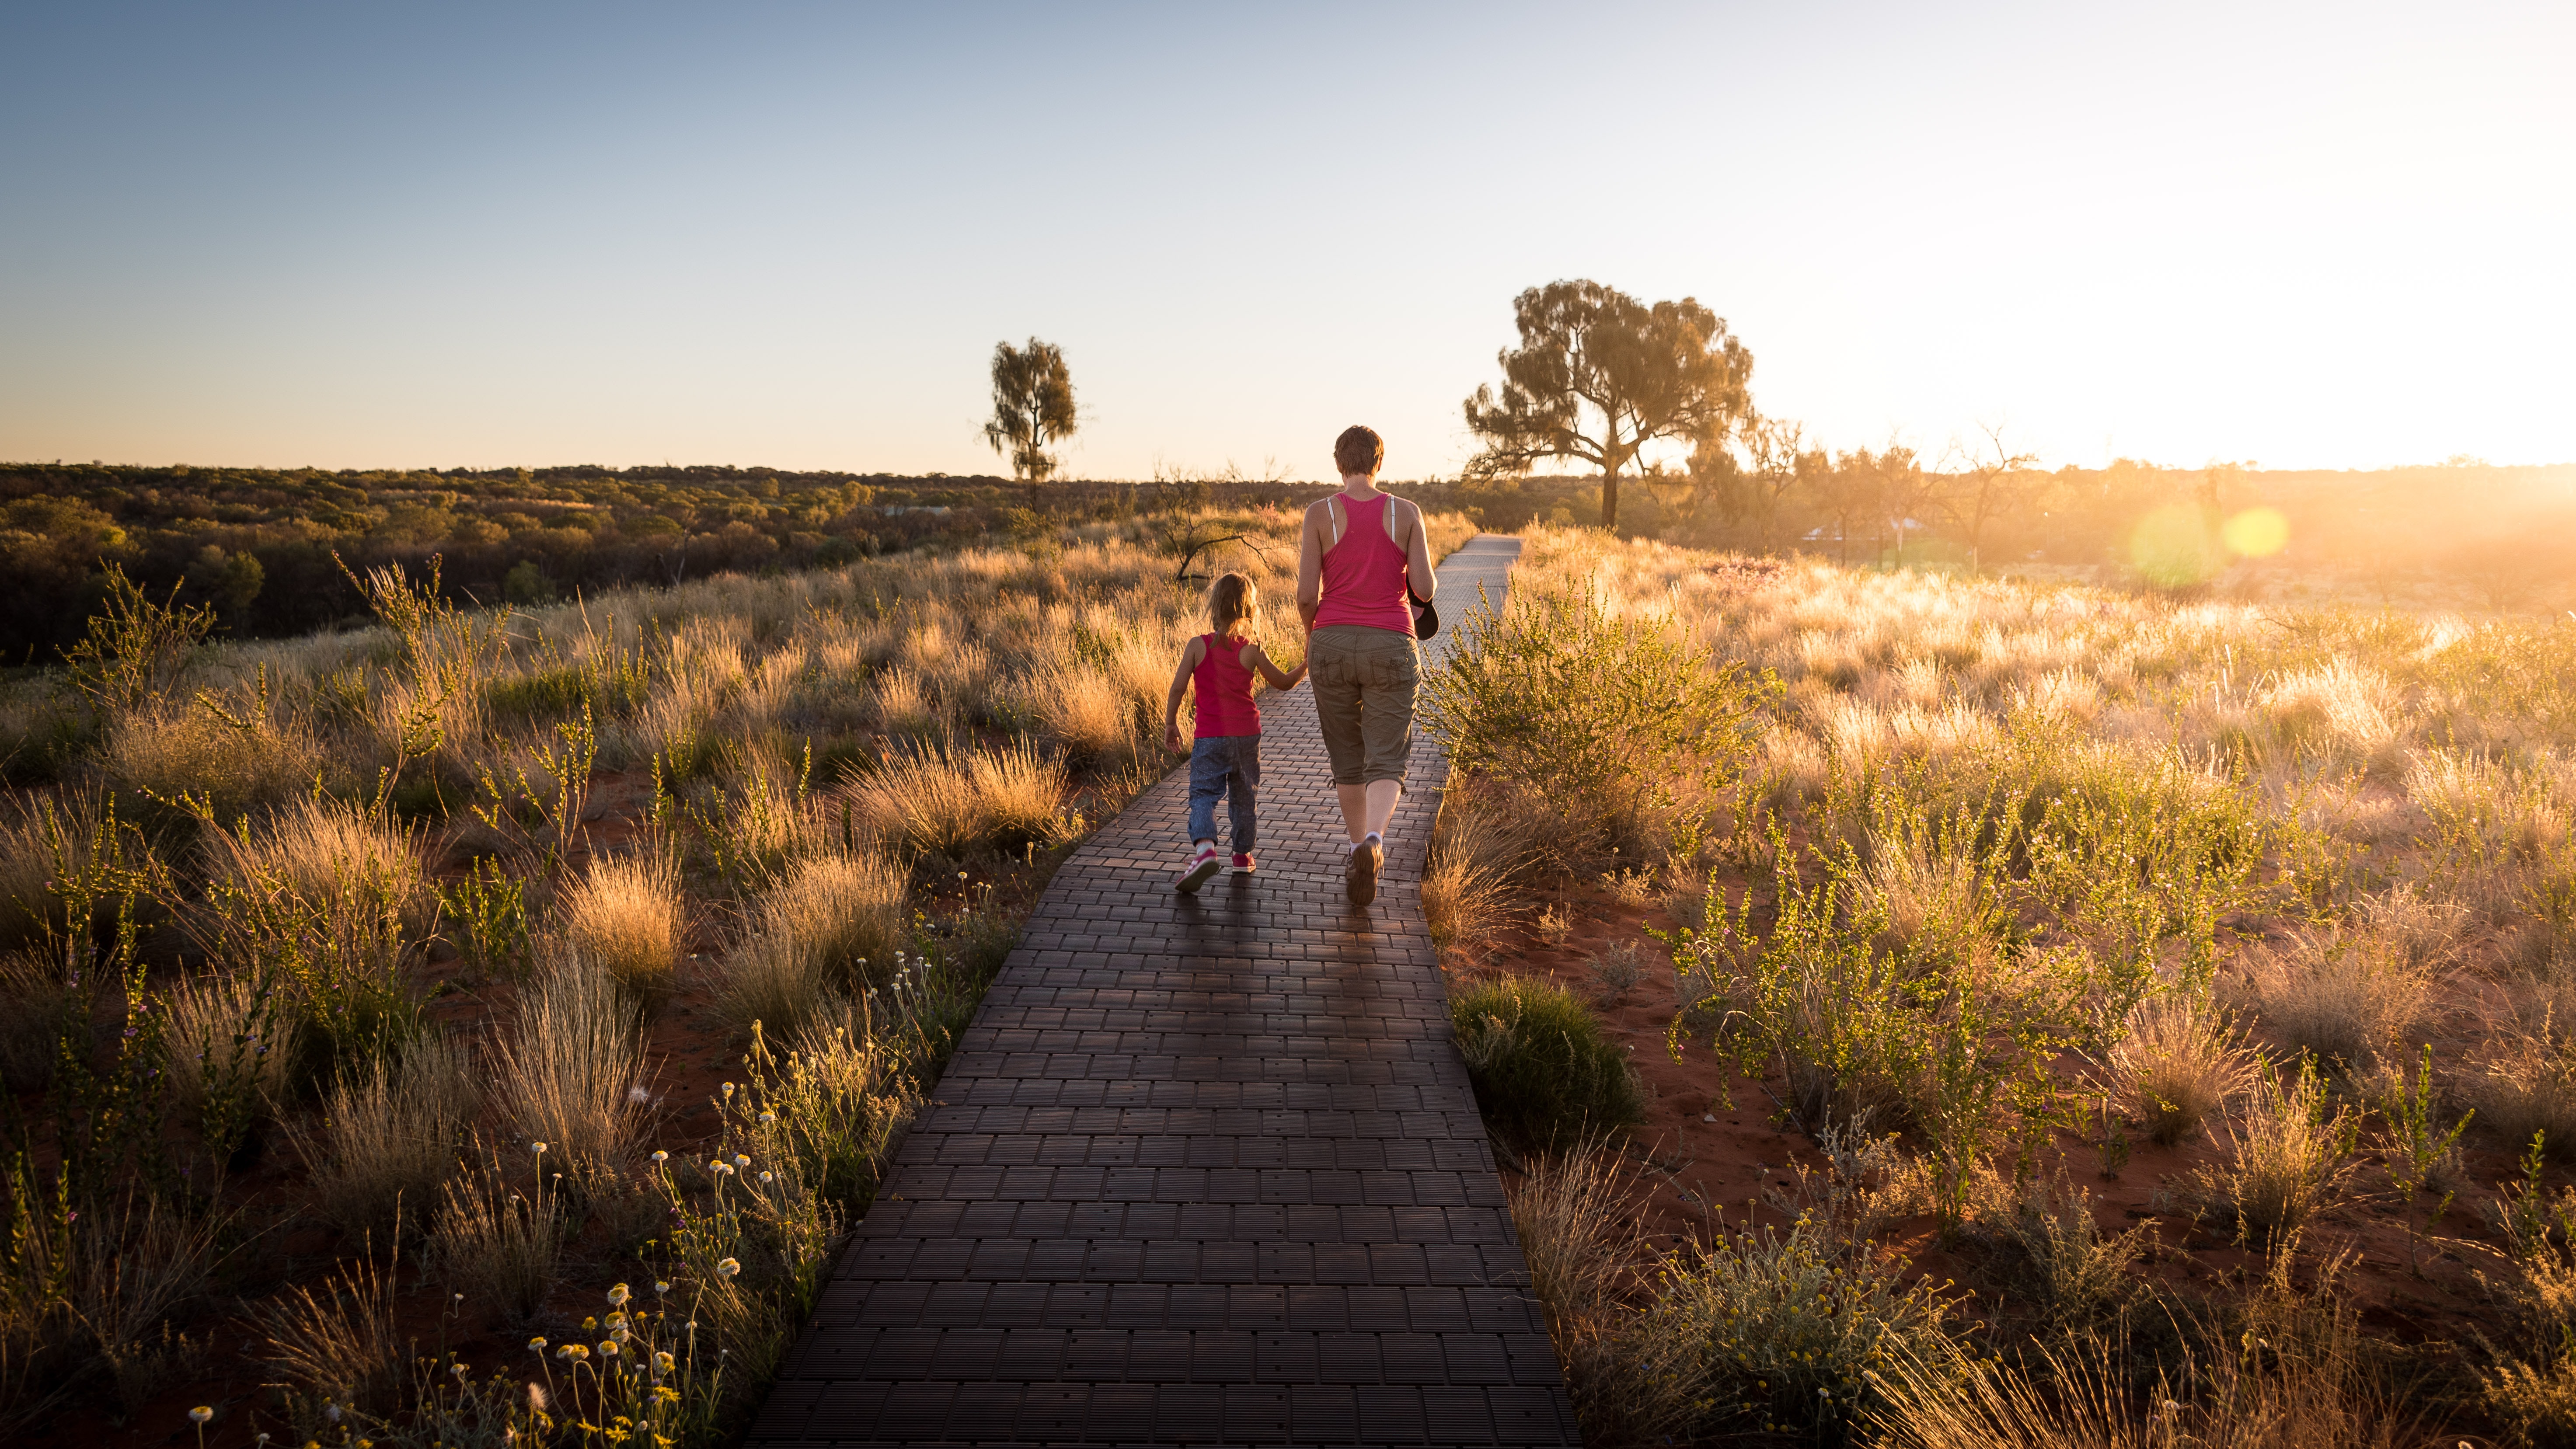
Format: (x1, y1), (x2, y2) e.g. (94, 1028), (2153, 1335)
(983, 338), (1079, 488)
(1461, 280), (1752, 529)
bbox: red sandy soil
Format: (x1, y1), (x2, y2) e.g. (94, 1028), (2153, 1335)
(1444, 871), (2532, 1360)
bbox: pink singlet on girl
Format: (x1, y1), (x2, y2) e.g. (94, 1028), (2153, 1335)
(1191, 632), (1259, 738)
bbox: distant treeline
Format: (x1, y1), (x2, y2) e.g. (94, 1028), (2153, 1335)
(0, 462), (1315, 660)
(1422, 458), (2576, 608)
(5, 456), (2573, 662)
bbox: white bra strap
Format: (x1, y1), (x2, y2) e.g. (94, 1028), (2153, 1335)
(1325, 495), (1343, 548)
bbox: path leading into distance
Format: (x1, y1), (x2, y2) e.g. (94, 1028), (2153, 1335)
(747, 534), (1574, 1448)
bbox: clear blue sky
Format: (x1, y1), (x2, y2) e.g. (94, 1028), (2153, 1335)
(3, 2), (2569, 477)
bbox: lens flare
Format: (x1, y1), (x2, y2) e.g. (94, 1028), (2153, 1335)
(2222, 506), (2290, 557)
(2129, 504), (2221, 586)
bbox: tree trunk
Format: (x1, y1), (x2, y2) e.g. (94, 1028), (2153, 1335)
(1600, 467), (1619, 531)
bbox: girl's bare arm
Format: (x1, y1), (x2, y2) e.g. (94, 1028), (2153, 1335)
(1243, 641), (1307, 690)
(1162, 637), (1206, 749)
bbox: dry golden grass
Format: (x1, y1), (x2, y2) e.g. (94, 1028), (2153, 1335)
(0, 950), (69, 1091)
(250, 1242), (406, 1419)
(2191, 1058), (2363, 1249)
(2470, 1014), (2576, 1158)
(1423, 784), (1544, 965)
(1026, 660), (1137, 761)
(100, 704), (331, 826)
(559, 852), (683, 1001)
(2235, 928), (2433, 1070)
(715, 850), (906, 1038)
(0, 792), (75, 951)
(203, 796), (429, 933)
(1868, 1313), (2419, 1449)
(290, 1031), (480, 1237)
(429, 1142), (564, 1325)
(2104, 995), (2257, 1146)
(495, 954), (650, 1182)
(845, 738), (1066, 861)
(160, 966), (300, 1134)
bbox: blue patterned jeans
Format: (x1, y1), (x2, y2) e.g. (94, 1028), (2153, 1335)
(1187, 735), (1261, 852)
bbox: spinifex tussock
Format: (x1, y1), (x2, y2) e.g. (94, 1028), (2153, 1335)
(716, 851), (909, 1039)
(843, 738), (1064, 861)
(496, 953), (651, 1184)
(431, 1137), (565, 1325)
(2102, 995), (2257, 1146)
(2191, 1054), (2362, 1250)
(560, 852), (683, 1004)
(290, 1030), (480, 1238)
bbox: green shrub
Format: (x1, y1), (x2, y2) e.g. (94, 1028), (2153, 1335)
(1450, 974), (1642, 1148)
(1421, 580), (1772, 860)
(1623, 1213), (1961, 1444)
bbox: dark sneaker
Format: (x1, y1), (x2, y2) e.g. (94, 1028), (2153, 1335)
(1176, 844), (1222, 894)
(1344, 836), (1382, 906)
(1231, 853), (1256, 873)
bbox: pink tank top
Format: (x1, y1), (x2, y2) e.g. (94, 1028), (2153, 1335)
(1192, 633), (1260, 738)
(1313, 492), (1414, 633)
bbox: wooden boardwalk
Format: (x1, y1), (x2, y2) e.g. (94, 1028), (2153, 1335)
(748, 535), (1572, 1448)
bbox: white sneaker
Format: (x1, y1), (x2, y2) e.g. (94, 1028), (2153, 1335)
(1176, 843), (1222, 894)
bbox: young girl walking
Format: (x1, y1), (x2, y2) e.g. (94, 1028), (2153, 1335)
(1161, 572), (1307, 893)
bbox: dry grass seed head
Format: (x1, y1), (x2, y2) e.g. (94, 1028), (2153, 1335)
(430, 1139), (565, 1325)
(292, 1031), (479, 1237)
(2105, 995), (2257, 1146)
(560, 853), (683, 1002)
(496, 953), (650, 1182)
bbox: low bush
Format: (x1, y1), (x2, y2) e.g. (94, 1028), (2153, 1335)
(2191, 1055), (2362, 1250)
(1621, 1213), (1963, 1444)
(1422, 578), (1771, 864)
(1450, 974), (1643, 1149)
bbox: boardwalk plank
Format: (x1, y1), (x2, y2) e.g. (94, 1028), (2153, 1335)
(749, 536), (1569, 1447)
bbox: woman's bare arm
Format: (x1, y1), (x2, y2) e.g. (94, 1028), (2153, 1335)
(1402, 499), (1436, 598)
(1296, 499), (1328, 631)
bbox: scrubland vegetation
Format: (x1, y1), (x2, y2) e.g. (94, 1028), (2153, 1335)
(1423, 523), (2576, 1445)
(0, 502), (1471, 1445)
(0, 459), (1322, 667)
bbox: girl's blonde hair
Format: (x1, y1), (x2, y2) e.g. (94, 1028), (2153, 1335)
(1206, 572), (1257, 639)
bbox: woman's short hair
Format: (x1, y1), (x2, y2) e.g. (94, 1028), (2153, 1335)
(1207, 572), (1257, 638)
(1333, 425), (1384, 477)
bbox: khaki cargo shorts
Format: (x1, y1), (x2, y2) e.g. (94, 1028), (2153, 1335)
(1307, 624), (1419, 785)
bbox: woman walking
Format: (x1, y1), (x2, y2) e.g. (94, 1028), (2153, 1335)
(1297, 425), (1435, 906)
